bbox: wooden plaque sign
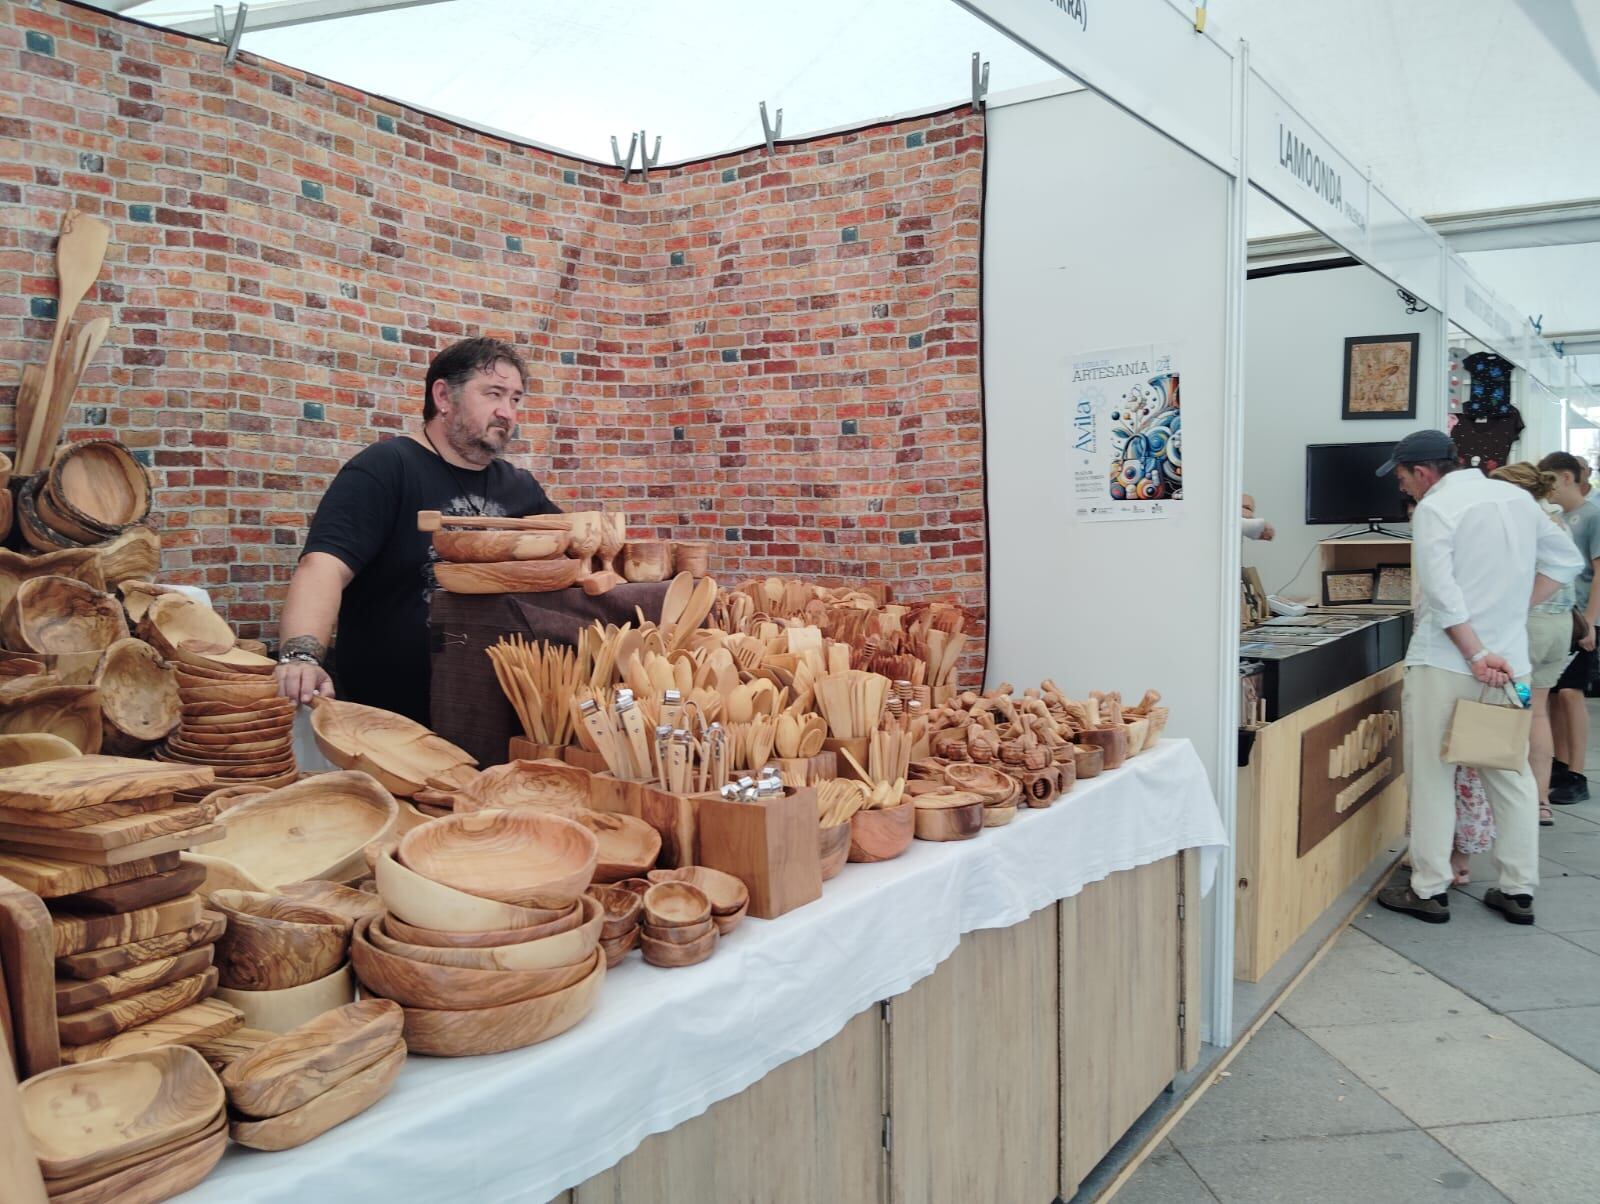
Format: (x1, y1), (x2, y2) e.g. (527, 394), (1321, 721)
(1297, 682), (1403, 857)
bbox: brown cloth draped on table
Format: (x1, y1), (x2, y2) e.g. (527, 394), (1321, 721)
(428, 583), (674, 768)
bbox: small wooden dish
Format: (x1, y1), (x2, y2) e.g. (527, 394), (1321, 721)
(137, 594), (235, 659)
(613, 877), (652, 897)
(228, 1041), (404, 1151)
(4, 574), (129, 655)
(212, 962), (355, 1034)
(1073, 744), (1104, 779)
(351, 916), (599, 1010)
(913, 793), (985, 842)
(643, 866), (748, 915)
(640, 925), (717, 968)
(371, 895), (601, 971)
(642, 880), (710, 928)
(982, 802), (1018, 827)
(94, 638), (179, 753)
(587, 884), (644, 938)
(641, 916), (713, 945)
(0, 681), (102, 753)
(712, 901), (747, 937)
(43, 1126), (227, 1204)
(571, 810), (661, 883)
(848, 800), (915, 863)
(818, 822), (850, 880)
(211, 889), (352, 990)
(600, 926), (638, 967)
(373, 844), (570, 933)
(398, 808), (598, 906)
(220, 998), (403, 1120)
(453, 758), (592, 813)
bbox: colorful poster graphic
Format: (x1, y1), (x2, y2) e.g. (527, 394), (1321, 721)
(1066, 343), (1183, 522)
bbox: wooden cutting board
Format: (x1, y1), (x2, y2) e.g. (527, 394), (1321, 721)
(56, 912), (224, 980)
(0, 874), (59, 1076)
(0, 821), (223, 867)
(0, 1034), (47, 1204)
(0, 759), (213, 812)
(0, 793), (176, 830)
(54, 945), (214, 1014)
(59, 998), (242, 1064)
(50, 894), (203, 958)
(0, 804), (212, 852)
(54, 861), (206, 915)
(57, 967), (218, 1045)
(0, 851), (179, 899)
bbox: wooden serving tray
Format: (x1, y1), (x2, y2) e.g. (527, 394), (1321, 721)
(0, 850), (180, 899)
(0, 793), (174, 830)
(55, 912), (224, 980)
(0, 821), (222, 867)
(54, 946), (214, 1014)
(0, 759), (213, 812)
(59, 999), (243, 1064)
(51, 894), (205, 958)
(55, 861), (206, 915)
(57, 967), (219, 1045)
(0, 804), (211, 852)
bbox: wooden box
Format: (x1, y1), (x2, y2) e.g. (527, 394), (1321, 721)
(588, 775), (699, 870)
(773, 751), (838, 788)
(508, 737), (565, 762)
(562, 746), (610, 774)
(696, 787), (821, 920)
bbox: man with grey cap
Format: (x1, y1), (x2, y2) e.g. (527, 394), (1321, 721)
(1375, 429), (1583, 925)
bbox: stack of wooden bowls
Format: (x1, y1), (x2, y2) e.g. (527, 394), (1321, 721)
(220, 1000), (406, 1151)
(210, 889), (357, 1034)
(158, 669), (295, 794)
(356, 809), (605, 1055)
(17, 439), (156, 561)
(586, 883), (643, 965)
(638, 881), (718, 968)
(19, 1045), (229, 1200)
(647, 866), (747, 935)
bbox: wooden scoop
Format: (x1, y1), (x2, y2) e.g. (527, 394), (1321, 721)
(22, 210), (110, 473)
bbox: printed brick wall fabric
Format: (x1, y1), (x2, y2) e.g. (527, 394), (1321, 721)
(0, 0), (987, 676)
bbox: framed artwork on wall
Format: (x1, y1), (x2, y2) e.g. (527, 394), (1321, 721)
(1342, 333), (1419, 420)
(1322, 569), (1376, 606)
(1373, 563), (1413, 605)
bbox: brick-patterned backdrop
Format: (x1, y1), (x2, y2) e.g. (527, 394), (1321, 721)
(0, 0), (986, 671)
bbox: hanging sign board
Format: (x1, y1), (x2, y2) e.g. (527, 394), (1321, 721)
(1066, 342), (1183, 523)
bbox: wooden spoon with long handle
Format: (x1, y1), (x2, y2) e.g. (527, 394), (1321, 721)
(22, 210), (110, 473)
(12, 365), (43, 471)
(33, 317), (111, 471)
(658, 571), (694, 638)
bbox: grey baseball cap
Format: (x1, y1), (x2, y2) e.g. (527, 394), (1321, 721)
(1376, 429), (1456, 476)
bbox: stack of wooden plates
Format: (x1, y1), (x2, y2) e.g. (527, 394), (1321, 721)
(220, 1000), (406, 1150)
(158, 673), (296, 797)
(19, 1045), (229, 1201)
(0, 756), (243, 1074)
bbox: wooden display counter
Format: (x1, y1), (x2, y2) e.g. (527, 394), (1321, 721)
(555, 849), (1200, 1204)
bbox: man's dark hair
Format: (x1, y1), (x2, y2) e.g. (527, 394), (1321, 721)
(423, 338), (527, 421)
(1538, 451), (1586, 479)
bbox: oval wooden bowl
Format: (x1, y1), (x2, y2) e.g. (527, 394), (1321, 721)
(211, 889), (353, 990)
(433, 558), (584, 595)
(384, 949), (606, 1057)
(6, 574), (129, 655)
(49, 438), (152, 530)
(220, 998), (403, 1120)
(379, 905), (582, 950)
(213, 962), (356, 1034)
(621, 540), (672, 583)
(431, 529), (571, 562)
(276, 880), (387, 926)
(173, 641), (276, 676)
(642, 881), (710, 928)
(374, 845), (571, 933)
(0, 730), (81, 767)
(818, 822), (851, 880)
(572, 810), (661, 883)
(138, 593), (235, 659)
(848, 801), (915, 863)
(171, 658), (262, 682)
(640, 926), (717, 968)
(600, 926), (639, 967)
(372, 896), (601, 971)
(166, 737), (292, 763)
(398, 808), (597, 906)
(352, 916), (600, 1010)
(0, 546), (104, 614)
(644, 867), (748, 915)
(206, 771), (398, 890)
(453, 758), (592, 813)
(36, 479), (118, 544)
(94, 637), (178, 750)
(641, 916), (714, 945)
(943, 761), (1021, 804)
(1073, 744), (1104, 779)
(1077, 727), (1127, 770)
(228, 1041), (404, 1152)
(587, 884), (643, 938)
(44, 1127), (227, 1204)
(96, 525), (160, 589)
(1123, 717), (1150, 757)
(712, 902), (747, 937)
(15, 473), (91, 553)
(913, 798), (985, 842)
(310, 696), (476, 797)
(0, 681), (102, 753)
(19, 1044), (222, 1179)
(982, 802), (1018, 827)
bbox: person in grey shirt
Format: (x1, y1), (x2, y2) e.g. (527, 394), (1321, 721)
(1539, 452), (1600, 804)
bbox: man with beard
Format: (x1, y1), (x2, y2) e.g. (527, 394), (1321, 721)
(275, 338), (560, 723)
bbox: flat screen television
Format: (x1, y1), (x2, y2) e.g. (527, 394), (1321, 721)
(1304, 442), (1412, 526)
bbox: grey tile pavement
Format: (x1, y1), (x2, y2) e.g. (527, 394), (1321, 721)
(1277, 929), (1489, 1029)
(1432, 1113), (1600, 1204)
(1113, 1140), (1219, 1204)
(1504, 1005), (1600, 1072)
(1559, 929), (1600, 954)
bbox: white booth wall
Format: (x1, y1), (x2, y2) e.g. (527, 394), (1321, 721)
(1242, 264), (1442, 602)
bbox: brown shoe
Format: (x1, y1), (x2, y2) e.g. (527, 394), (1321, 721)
(1376, 884), (1451, 923)
(1483, 888), (1535, 925)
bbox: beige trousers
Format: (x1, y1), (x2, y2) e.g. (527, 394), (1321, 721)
(1403, 665), (1540, 900)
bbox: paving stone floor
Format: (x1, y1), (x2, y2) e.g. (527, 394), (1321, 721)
(1116, 770), (1600, 1202)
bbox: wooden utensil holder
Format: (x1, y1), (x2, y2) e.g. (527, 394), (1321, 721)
(695, 786), (820, 920)
(562, 746), (610, 774)
(821, 737), (870, 781)
(773, 751), (837, 787)
(508, 737), (566, 763)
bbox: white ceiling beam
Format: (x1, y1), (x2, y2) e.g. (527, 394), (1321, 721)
(1250, 196), (1600, 263)
(146, 0), (455, 37)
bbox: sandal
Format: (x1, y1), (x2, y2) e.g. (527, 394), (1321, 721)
(1540, 803), (1555, 827)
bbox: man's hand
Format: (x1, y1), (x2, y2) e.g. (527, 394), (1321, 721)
(1583, 626), (1596, 653)
(1471, 652), (1514, 688)
(1259, 522), (1276, 541)
(276, 660), (335, 706)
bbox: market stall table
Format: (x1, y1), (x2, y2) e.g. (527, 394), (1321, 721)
(177, 738), (1225, 1203)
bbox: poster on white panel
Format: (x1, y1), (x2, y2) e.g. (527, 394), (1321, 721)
(1067, 343), (1183, 522)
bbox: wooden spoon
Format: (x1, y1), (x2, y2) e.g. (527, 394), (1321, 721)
(658, 572), (694, 637)
(13, 366), (43, 477)
(35, 317), (111, 471)
(23, 210), (110, 473)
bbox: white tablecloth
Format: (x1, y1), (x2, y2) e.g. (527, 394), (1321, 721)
(181, 739), (1225, 1203)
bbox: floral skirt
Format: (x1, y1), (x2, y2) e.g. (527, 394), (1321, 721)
(1453, 766), (1496, 855)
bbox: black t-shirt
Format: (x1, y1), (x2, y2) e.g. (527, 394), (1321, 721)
(302, 437), (560, 724)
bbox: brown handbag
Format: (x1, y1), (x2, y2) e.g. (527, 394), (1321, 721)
(1572, 607), (1590, 653)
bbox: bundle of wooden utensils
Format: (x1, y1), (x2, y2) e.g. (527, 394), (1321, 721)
(0, 756), (244, 1079)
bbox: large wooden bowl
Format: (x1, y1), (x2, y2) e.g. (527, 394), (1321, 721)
(352, 916), (600, 1010)
(644, 867), (748, 916)
(587, 884), (644, 939)
(275, 880), (386, 926)
(219, 999), (403, 1120)
(642, 881), (710, 928)
(138, 593), (236, 659)
(571, 810), (661, 883)
(227, 1041), (404, 1152)
(398, 809), (597, 906)
(36, 478), (119, 545)
(211, 889), (353, 990)
(379, 907), (582, 949)
(384, 949), (606, 1056)
(370, 896), (601, 971)
(97, 526), (160, 588)
(19, 1044), (222, 1179)
(310, 697), (477, 797)
(373, 844), (572, 933)
(93, 637), (179, 753)
(453, 758), (592, 813)
(432, 529), (571, 562)
(848, 801), (915, 863)
(913, 793), (985, 842)
(640, 925), (717, 968)
(48, 438), (152, 531)
(818, 822), (851, 880)
(205, 772), (398, 890)
(4, 574), (129, 655)
(0, 681), (102, 752)
(213, 962), (356, 1034)
(433, 558), (584, 594)
(0, 545), (104, 613)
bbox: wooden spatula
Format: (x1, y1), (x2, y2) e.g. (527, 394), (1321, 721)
(13, 365), (43, 470)
(22, 210), (110, 473)
(32, 317), (111, 473)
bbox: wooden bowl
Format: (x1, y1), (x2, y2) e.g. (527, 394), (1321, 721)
(712, 902), (747, 937)
(220, 998), (403, 1120)
(621, 540), (672, 583)
(431, 529), (571, 562)
(4, 574), (129, 654)
(48, 438), (152, 530)
(640, 925), (717, 968)
(275, 880), (387, 925)
(433, 558), (584, 594)
(1073, 744), (1104, 779)
(0, 545), (104, 614)
(600, 927), (638, 967)
(351, 916), (600, 1010)
(172, 641), (276, 676)
(0, 681), (102, 752)
(378, 906), (582, 949)
(372, 896), (601, 971)
(181, 697), (296, 721)
(913, 794), (985, 842)
(1078, 727), (1127, 770)
(453, 758), (592, 813)
(211, 889), (353, 990)
(19, 1044), (222, 1179)
(94, 637), (178, 752)
(398, 809), (597, 906)
(943, 761), (1021, 805)
(571, 810), (661, 883)
(310, 696), (476, 797)
(818, 822), (850, 880)
(179, 717), (294, 740)
(642, 881), (710, 928)
(206, 771), (398, 890)
(1124, 717), (1150, 757)
(0, 730), (80, 767)
(373, 844), (571, 933)
(641, 916), (714, 944)
(848, 800), (915, 863)
(178, 680), (281, 706)
(613, 877), (652, 897)
(166, 735), (293, 761)
(37, 1110), (225, 1196)
(96, 525), (160, 588)
(36, 478), (118, 544)
(672, 541), (710, 576)
(138, 593), (235, 659)
(384, 949), (606, 1057)
(228, 1041), (404, 1152)
(587, 884), (643, 938)
(643, 867), (747, 915)
(213, 962), (356, 1034)
(982, 802), (1018, 827)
